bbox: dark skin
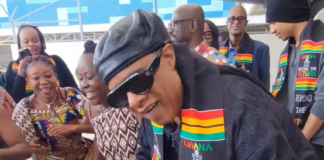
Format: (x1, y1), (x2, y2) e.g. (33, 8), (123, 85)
(25, 61), (93, 155)
(76, 54), (139, 160)
(17, 27), (42, 78)
(108, 44), (183, 126)
(76, 54), (107, 160)
(226, 6), (248, 50)
(169, 4), (205, 51)
(0, 104), (32, 160)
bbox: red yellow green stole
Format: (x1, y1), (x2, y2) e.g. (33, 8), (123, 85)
(219, 47), (253, 73)
(273, 40), (323, 129)
(151, 109), (225, 160)
(12, 58), (60, 93)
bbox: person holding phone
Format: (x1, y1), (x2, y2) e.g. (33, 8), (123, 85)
(12, 55), (93, 160)
(5, 24), (78, 103)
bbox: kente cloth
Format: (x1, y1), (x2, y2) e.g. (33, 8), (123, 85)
(219, 32), (254, 73)
(12, 87), (93, 160)
(194, 41), (233, 66)
(273, 20), (324, 130)
(136, 44), (319, 160)
(79, 100), (140, 160)
(11, 57), (60, 94)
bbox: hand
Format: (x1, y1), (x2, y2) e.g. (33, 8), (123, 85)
(29, 138), (48, 155)
(47, 124), (74, 137)
(17, 58), (27, 77)
(129, 154), (136, 160)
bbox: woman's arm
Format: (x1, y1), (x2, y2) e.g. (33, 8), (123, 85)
(73, 100), (94, 133)
(70, 124), (94, 133)
(4, 61), (27, 103)
(52, 55), (79, 89)
(92, 138), (105, 160)
(83, 102), (104, 160)
(0, 104), (32, 160)
(47, 100), (94, 136)
(9, 75), (27, 103)
(4, 62), (14, 93)
(6, 60), (29, 103)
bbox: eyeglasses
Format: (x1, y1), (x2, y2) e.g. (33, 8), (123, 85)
(106, 48), (163, 108)
(204, 31), (213, 39)
(227, 16), (247, 23)
(168, 18), (193, 32)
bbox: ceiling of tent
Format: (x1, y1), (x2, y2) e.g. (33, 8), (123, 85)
(221, 0), (323, 19)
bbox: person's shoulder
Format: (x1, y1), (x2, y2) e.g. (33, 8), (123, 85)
(64, 87), (82, 95)
(49, 54), (62, 60)
(7, 60), (16, 70)
(141, 118), (153, 130)
(254, 40), (268, 46)
(13, 97), (29, 111)
(221, 73), (291, 121)
(49, 54), (65, 64)
(219, 40), (227, 47)
(208, 50), (234, 66)
(221, 73), (276, 108)
(254, 40), (269, 49)
(64, 87), (85, 101)
(8, 60), (15, 66)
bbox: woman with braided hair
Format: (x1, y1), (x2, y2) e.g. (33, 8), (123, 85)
(5, 24), (78, 103)
(12, 55), (93, 160)
(76, 40), (140, 160)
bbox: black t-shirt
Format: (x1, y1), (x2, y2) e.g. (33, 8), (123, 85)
(163, 123), (180, 160)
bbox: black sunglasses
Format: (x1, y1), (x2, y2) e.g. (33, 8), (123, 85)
(107, 48), (163, 108)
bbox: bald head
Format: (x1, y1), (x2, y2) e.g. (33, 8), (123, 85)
(227, 6), (248, 36)
(169, 4), (206, 48)
(173, 4), (205, 33)
(229, 6), (247, 17)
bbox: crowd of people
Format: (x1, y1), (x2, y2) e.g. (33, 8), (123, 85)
(0, 0), (322, 159)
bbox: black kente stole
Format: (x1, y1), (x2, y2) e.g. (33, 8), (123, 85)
(273, 20), (324, 129)
(219, 32), (254, 73)
(150, 44), (226, 160)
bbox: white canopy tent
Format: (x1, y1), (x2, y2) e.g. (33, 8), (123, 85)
(223, 0), (323, 19)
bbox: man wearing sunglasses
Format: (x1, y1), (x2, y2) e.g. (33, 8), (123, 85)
(219, 6), (270, 90)
(94, 9), (318, 160)
(168, 4), (232, 66)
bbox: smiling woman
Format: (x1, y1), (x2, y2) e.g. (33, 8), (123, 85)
(12, 55), (94, 160)
(75, 40), (140, 160)
(5, 25), (78, 103)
